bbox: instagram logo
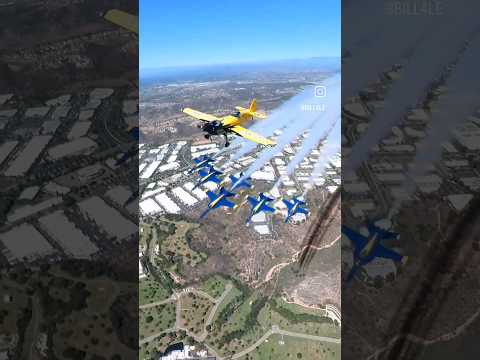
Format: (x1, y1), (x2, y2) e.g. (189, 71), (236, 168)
(314, 85), (327, 97)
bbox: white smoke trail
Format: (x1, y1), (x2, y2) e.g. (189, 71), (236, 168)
(221, 67), (340, 163)
(388, 33), (480, 219)
(343, 0), (440, 99)
(286, 117), (340, 175)
(213, 88), (313, 161)
(224, 88), (323, 162)
(302, 142), (341, 197)
(346, 1), (480, 171)
(237, 74), (340, 183)
(273, 117), (340, 190)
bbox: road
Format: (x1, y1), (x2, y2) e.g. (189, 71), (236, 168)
(139, 296), (176, 310)
(139, 262), (341, 359)
(21, 293), (41, 360)
(140, 328), (175, 345)
(139, 284), (233, 356)
(198, 283), (233, 341)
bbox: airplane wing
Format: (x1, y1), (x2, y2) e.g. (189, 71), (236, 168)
(229, 126), (275, 146)
(297, 207), (309, 215)
(206, 191), (217, 202)
(282, 199), (294, 211)
(209, 175), (222, 185)
(367, 223), (398, 240)
(261, 204), (276, 213)
(374, 245), (404, 262)
(247, 196), (259, 207)
(104, 9), (138, 34)
(183, 108), (220, 122)
(342, 225), (368, 249)
(216, 198), (235, 209)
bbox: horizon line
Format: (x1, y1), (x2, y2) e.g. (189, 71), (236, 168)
(140, 56), (341, 73)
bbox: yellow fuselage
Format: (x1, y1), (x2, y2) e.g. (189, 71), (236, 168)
(221, 113), (253, 127)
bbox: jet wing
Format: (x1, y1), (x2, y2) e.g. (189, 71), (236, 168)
(209, 175), (222, 185)
(183, 108), (220, 122)
(206, 191), (217, 201)
(297, 207), (309, 215)
(261, 204), (276, 213)
(104, 9), (138, 34)
(247, 196), (259, 207)
(229, 126), (275, 146)
(282, 199), (294, 211)
(215, 198), (235, 209)
(373, 245), (403, 262)
(342, 225), (368, 249)
(367, 223), (398, 240)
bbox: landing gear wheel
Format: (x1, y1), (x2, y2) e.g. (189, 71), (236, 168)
(204, 134), (210, 139)
(225, 141), (230, 147)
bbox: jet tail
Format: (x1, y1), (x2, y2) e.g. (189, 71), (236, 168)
(236, 99), (266, 119)
(249, 99), (257, 113)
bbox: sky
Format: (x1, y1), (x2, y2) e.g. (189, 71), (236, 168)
(140, 0), (340, 70)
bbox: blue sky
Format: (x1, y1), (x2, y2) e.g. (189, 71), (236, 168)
(140, 0), (340, 69)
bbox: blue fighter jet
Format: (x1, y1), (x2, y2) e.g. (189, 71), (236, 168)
(193, 166), (223, 190)
(246, 193), (276, 223)
(282, 197), (309, 223)
(201, 187), (236, 219)
(188, 155), (215, 174)
(228, 172), (253, 191)
(342, 222), (407, 282)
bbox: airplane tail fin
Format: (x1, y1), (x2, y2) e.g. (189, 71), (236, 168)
(249, 99), (257, 113)
(237, 99), (267, 119)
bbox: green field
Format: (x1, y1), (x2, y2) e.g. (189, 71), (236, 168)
(180, 292), (215, 336)
(140, 302), (176, 339)
(200, 275), (228, 298)
(238, 334), (340, 360)
(140, 276), (172, 305)
(258, 300), (340, 339)
(211, 285), (244, 324)
(204, 290), (340, 358)
(207, 292), (269, 357)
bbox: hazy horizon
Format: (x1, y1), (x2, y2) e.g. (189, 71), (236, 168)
(139, 56), (340, 88)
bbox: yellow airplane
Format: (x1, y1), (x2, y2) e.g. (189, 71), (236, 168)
(183, 99), (275, 147)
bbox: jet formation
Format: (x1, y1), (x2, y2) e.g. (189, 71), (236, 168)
(189, 155), (309, 224)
